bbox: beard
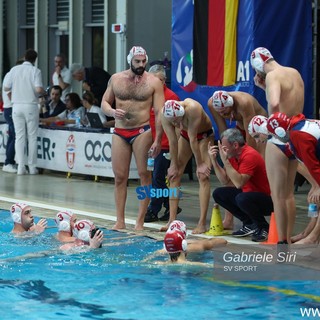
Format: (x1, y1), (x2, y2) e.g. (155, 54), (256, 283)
(131, 63), (145, 76)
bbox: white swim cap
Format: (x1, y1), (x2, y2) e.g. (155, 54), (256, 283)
(127, 46), (148, 65)
(162, 100), (185, 118)
(73, 219), (95, 242)
(55, 210), (73, 232)
(167, 220), (187, 238)
(212, 91), (234, 111)
(248, 115), (268, 136)
(10, 203), (29, 224)
(250, 47), (273, 73)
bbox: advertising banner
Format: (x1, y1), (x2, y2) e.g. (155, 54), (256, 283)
(0, 125), (139, 179)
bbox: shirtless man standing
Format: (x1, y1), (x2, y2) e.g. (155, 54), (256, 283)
(251, 47), (304, 244)
(101, 46), (165, 231)
(161, 99), (214, 234)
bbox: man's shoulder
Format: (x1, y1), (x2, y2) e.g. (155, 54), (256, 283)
(164, 87), (179, 101)
(242, 144), (260, 157)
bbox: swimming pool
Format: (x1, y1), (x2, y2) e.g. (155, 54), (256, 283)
(0, 209), (320, 320)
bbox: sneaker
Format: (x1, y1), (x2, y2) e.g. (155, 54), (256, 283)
(159, 207), (182, 222)
(17, 165), (27, 175)
(232, 225), (257, 237)
(2, 164), (17, 173)
(251, 228), (268, 242)
(144, 209), (159, 223)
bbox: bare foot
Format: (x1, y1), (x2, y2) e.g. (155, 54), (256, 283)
(222, 220), (234, 230)
(112, 222), (126, 230)
(292, 218), (317, 243)
(291, 232), (306, 243)
(222, 211), (234, 230)
(134, 224), (144, 231)
(192, 225), (207, 234)
(295, 236), (320, 245)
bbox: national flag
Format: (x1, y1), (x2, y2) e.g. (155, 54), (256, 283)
(193, 0), (239, 86)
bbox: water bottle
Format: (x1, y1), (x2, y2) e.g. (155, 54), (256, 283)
(147, 157), (154, 171)
(308, 203), (318, 218)
(163, 152), (171, 160)
(75, 116), (81, 128)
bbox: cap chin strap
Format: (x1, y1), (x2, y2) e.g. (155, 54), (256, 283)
(182, 239), (188, 252)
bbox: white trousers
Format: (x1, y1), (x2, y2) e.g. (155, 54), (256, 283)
(12, 103), (39, 167)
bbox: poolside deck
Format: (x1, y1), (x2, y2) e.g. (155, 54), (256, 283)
(1, 167), (319, 275)
(0, 168), (310, 241)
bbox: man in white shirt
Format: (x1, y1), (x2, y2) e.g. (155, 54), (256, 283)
(3, 49), (46, 175)
(52, 54), (72, 103)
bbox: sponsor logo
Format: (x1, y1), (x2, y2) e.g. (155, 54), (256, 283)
(84, 140), (112, 162)
(66, 134), (76, 169)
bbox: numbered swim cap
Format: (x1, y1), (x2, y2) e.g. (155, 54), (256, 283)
(267, 112), (290, 138)
(164, 229), (187, 253)
(212, 91), (234, 111)
(73, 219), (95, 242)
(10, 203), (29, 224)
(162, 100), (185, 118)
(167, 220), (187, 238)
(127, 46), (148, 65)
(248, 115), (268, 136)
(55, 210), (73, 232)
(250, 47), (273, 73)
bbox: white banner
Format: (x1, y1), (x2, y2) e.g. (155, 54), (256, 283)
(0, 124), (139, 179)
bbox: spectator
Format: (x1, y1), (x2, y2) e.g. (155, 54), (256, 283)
(52, 53), (72, 102)
(70, 63), (111, 107)
(10, 203), (47, 235)
(82, 91), (114, 128)
(209, 128), (273, 242)
(144, 64), (181, 223)
(161, 99), (214, 234)
(3, 49), (46, 175)
(40, 85), (66, 118)
(1, 59), (24, 173)
(41, 92), (85, 127)
(101, 46), (165, 231)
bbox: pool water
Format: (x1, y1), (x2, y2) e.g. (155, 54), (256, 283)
(0, 210), (320, 320)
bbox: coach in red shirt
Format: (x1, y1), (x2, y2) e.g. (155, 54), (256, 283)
(209, 128), (273, 242)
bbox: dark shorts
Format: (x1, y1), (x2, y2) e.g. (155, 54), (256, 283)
(113, 125), (151, 145)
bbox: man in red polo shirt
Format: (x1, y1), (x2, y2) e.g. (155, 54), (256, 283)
(209, 128), (273, 242)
